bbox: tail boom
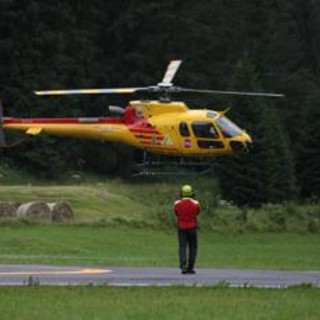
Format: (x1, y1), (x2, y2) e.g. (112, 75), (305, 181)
(3, 116), (130, 142)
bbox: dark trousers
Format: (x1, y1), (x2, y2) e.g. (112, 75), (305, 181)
(177, 227), (198, 270)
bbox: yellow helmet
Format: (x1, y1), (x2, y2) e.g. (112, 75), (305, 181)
(181, 185), (193, 197)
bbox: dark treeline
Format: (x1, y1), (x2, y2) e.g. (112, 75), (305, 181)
(0, 0), (319, 206)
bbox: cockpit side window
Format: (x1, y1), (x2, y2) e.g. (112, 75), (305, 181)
(191, 121), (219, 138)
(179, 121), (190, 137)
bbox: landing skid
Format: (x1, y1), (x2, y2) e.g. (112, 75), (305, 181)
(132, 152), (215, 176)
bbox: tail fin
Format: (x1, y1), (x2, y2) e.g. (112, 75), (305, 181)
(0, 99), (7, 147)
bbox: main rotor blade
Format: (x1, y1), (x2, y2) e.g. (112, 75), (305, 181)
(34, 88), (144, 96)
(160, 60), (182, 85)
(178, 88), (284, 98)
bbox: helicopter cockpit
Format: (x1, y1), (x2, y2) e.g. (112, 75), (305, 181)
(178, 111), (247, 153)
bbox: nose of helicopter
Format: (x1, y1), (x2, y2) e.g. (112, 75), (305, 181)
(244, 132), (252, 144)
(229, 133), (252, 153)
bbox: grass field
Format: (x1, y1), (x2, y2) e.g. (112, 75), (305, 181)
(0, 184), (149, 222)
(0, 183), (319, 233)
(0, 225), (319, 270)
(0, 286), (319, 320)
(0, 183), (319, 269)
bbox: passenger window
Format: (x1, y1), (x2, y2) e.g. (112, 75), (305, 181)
(179, 121), (190, 137)
(192, 121), (218, 138)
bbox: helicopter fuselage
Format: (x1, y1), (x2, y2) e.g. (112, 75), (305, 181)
(3, 100), (252, 157)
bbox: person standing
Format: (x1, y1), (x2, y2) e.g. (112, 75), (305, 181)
(174, 185), (201, 274)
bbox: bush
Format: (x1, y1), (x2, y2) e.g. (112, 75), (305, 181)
(202, 202), (320, 233)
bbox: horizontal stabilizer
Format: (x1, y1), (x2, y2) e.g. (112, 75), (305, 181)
(26, 127), (42, 135)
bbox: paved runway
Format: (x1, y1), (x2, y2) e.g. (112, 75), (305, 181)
(0, 264), (319, 287)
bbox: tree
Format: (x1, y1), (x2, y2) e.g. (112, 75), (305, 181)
(216, 58), (296, 206)
(295, 88), (320, 199)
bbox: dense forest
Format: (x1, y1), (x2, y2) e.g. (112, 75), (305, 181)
(0, 0), (319, 206)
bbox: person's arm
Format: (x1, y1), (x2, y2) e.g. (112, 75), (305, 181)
(196, 202), (201, 215)
(173, 200), (180, 216)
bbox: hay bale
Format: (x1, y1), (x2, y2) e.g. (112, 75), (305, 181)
(0, 202), (19, 217)
(16, 202), (51, 220)
(47, 202), (74, 222)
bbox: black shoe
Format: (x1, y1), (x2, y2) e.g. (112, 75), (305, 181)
(181, 268), (188, 274)
(186, 269), (196, 274)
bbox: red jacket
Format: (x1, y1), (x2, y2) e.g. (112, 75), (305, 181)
(174, 197), (201, 229)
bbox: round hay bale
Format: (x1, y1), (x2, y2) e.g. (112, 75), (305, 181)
(16, 202), (51, 221)
(0, 202), (19, 217)
(47, 202), (74, 222)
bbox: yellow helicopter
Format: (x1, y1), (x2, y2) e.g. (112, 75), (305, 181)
(0, 60), (283, 161)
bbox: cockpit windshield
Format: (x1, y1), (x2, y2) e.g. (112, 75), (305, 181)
(216, 116), (243, 138)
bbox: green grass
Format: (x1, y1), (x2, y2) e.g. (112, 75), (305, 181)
(0, 225), (319, 270)
(0, 182), (319, 269)
(0, 181), (187, 225)
(1, 182), (319, 232)
(0, 286), (319, 320)
(0, 184), (148, 222)
(0, 180), (320, 233)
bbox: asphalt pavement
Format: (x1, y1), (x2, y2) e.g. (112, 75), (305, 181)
(0, 264), (319, 287)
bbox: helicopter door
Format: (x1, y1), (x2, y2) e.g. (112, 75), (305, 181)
(178, 121), (193, 149)
(191, 121), (224, 149)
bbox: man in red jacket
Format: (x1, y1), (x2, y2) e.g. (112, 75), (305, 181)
(174, 185), (201, 274)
